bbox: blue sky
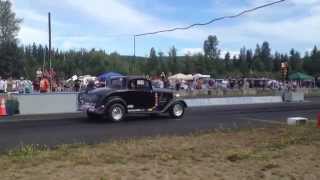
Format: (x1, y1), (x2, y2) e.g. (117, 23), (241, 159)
(13, 0), (320, 56)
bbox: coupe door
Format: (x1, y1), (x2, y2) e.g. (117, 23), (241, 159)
(126, 79), (155, 110)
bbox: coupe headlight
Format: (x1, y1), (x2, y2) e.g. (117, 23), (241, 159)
(175, 93), (181, 98)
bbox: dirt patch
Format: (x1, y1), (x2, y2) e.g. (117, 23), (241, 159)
(0, 125), (319, 180)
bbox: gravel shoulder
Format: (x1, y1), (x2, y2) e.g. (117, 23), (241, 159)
(0, 123), (319, 180)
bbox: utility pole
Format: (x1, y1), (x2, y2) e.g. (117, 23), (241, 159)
(133, 35), (136, 59)
(48, 12), (52, 70)
(48, 12), (52, 92)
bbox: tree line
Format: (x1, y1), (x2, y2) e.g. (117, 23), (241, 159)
(5, 40), (319, 80)
(0, 1), (320, 80)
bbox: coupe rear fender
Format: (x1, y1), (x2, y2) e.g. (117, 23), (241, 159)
(161, 99), (187, 113)
(103, 96), (127, 111)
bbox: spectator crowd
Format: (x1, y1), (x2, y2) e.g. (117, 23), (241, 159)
(0, 70), (319, 94)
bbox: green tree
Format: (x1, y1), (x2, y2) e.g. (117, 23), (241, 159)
(253, 44), (264, 72)
(147, 47), (158, 75)
(203, 35), (220, 60)
(0, 0), (22, 43)
(224, 52), (232, 71)
(261, 41), (272, 72)
(289, 49), (302, 73)
(239, 46), (248, 74)
(158, 51), (167, 74)
(246, 49), (253, 73)
(0, 0), (22, 77)
(168, 46), (178, 74)
(184, 53), (193, 74)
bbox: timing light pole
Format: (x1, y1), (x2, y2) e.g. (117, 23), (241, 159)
(48, 12), (53, 92)
(133, 35), (136, 59)
(48, 12), (52, 70)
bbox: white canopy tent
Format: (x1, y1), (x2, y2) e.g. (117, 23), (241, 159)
(66, 75), (96, 86)
(66, 75), (78, 83)
(168, 73), (193, 81)
(193, 73), (211, 79)
(79, 75), (96, 85)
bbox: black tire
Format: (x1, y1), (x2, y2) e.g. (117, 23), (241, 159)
(107, 103), (126, 122)
(169, 102), (185, 119)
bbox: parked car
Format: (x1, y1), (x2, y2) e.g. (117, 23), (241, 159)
(78, 76), (187, 122)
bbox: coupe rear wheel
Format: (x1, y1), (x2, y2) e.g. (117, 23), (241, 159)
(170, 102), (185, 119)
(107, 103), (126, 122)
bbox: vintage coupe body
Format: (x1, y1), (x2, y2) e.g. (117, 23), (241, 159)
(78, 76), (187, 122)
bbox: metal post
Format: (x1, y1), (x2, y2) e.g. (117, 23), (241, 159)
(48, 12), (52, 92)
(133, 35), (136, 59)
(43, 51), (46, 73)
(48, 12), (52, 70)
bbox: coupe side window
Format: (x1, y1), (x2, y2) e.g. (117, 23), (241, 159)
(130, 80), (151, 90)
(129, 81), (136, 89)
(110, 78), (124, 89)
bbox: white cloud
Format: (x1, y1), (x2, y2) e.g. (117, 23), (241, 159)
(18, 25), (47, 45)
(65, 0), (156, 34)
(181, 48), (239, 58)
(220, 50), (239, 58)
(16, 9), (48, 24)
(65, 0), (204, 41)
(181, 48), (203, 55)
(13, 0), (320, 55)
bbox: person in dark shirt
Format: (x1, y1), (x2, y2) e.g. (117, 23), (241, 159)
(74, 79), (81, 92)
(85, 80), (95, 92)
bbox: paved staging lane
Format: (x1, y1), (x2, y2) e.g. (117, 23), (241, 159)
(0, 99), (319, 151)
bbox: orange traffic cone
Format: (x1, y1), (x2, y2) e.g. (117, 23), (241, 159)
(0, 98), (7, 116)
(317, 113), (320, 129)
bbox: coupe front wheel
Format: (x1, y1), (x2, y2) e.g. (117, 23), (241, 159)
(107, 103), (126, 122)
(169, 102), (185, 119)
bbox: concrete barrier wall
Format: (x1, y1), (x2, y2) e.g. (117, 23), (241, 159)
(14, 93), (283, 115)
(16, 93), (78, 115)
(185, 96), (283, 107)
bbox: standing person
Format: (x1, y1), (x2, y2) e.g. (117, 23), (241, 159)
(85, 80), (95, 92)
(159, 79), (164, 89)
(6, 77), (13, 93)
(40, 76), (50, 93)
(33, 79), (40, 92)
(36, 68), (43, 79)
(0, 76), (6, 94)
(18, 77), (25, 94)
(175, 80), (181, 91)
(74, 79), (81, 92)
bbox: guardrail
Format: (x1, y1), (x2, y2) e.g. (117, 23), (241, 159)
(0, 92), (285, 116)
(179, 88), (282, 98)
(185, 96), (283, 107)
(14, 92), (79, 115)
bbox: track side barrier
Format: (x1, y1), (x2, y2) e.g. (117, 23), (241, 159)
(15, 93), (79, 115)
(2, 93), (283, 116)
(185, 96), (283, 107)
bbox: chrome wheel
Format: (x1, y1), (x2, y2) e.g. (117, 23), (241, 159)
(111, 106), (123, 121)
(172, 103), (184, 117)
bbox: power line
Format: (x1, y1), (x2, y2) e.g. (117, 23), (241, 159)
(135, 0), (287, 37)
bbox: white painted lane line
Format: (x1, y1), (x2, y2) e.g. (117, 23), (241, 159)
(240, 117), (285, 125)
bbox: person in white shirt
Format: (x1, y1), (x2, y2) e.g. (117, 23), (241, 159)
(159, 80), (164, 89)
(36, 68), (42, 79)
(0, 76), (6, 93)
